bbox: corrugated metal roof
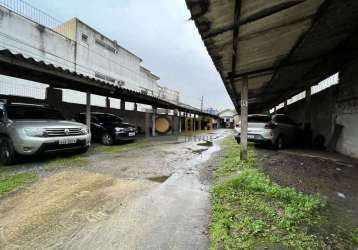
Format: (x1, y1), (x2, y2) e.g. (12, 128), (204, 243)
(186, 0), (358, 113)
(0, 49), (217, 117)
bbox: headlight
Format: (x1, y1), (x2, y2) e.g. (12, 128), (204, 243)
(24, 128), (45, 137)
(81, 127), (90, 135)
(115, 127), (125, 132)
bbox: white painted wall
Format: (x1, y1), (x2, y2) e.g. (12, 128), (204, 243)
(0, 6), (76, 70)
(0, 7), (180, 106)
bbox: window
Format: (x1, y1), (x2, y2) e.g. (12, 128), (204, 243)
(81, 34), (88, 43)
(6, 105), (64, 120)
(248, 115), (271, 123)
(95, 72), (106, 80)
(95, 39), (116, 53)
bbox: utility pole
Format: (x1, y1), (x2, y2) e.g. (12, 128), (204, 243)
(200, 96), (204, 112)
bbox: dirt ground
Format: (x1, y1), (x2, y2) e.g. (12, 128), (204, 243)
(255, 146), (358, 230)
(0, 130), (230, 250)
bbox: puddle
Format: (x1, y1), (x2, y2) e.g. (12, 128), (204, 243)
(197, 141), (213, 147)
(192, 148), (209, 154)
(147, 175), (171, 183)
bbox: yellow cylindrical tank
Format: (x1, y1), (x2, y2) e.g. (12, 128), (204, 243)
(155, 117), (171, 133)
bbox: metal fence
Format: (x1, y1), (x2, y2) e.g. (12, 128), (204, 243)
(0, 77), (47, 99)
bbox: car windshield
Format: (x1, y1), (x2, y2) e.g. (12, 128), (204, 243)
(248, 115), (271, 123)
(6, 105), (65, 120)
(94, 114), (122, 123)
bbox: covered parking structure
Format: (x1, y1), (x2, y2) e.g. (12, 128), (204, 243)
(0, 49), (218, 136)
(186, 0), (358, 159)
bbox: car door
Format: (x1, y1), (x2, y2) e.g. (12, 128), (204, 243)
(273, 115), (294, 144)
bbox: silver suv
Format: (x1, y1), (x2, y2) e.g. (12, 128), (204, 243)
(235, 114), (302, 149)
(0, 103), (91, 165)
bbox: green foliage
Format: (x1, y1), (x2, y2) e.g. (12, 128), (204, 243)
(210, 137), (355, 250)
(0, 173), (37, 194)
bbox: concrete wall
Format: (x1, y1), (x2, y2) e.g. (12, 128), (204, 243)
(281, 60), (358, 159)
(0, 6), (76, 71)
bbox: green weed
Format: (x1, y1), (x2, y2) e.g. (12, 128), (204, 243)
(0, 173), (37, 194)
(210, 136), (355, 250)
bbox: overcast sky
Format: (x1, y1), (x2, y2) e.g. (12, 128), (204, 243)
(27, 0), (233, 110)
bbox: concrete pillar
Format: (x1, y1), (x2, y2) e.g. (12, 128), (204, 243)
(178, 112), (182, 133)
(240, 76), (248, 161)
(283, 100), (288, 114)
(86, 91), (91, 131)
(305, 86), (311, 124)
(145, 112), (151, 138)
(46, 86), (62, 109)
(170, 115), (174, 135)
(185, 117), (189, 132)
(134, 103), (138, 111)
(198, 117), (202, 131)
(120, 99), (126, 110)
(152, 107), (157, 137)
(105, 97), (110, 109)
(193, 114), (196, 132)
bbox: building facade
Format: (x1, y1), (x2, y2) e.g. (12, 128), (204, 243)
(0, 5), (179, 107)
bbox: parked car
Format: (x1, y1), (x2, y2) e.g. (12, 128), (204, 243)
(75, 112), (137, 145)
(235, 114), (302, 149)
(0, 103), (91, 165)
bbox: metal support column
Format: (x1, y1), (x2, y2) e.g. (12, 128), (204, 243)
(240, 76), (248, 161)
(86, 91), (91, 132)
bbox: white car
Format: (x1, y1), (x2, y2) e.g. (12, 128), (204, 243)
(235, 114), (302, 149)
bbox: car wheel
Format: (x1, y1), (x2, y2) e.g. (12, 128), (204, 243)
(101, 133), (114, 145)
(0, 138), (17, 165)
(275, 135), (285, 150)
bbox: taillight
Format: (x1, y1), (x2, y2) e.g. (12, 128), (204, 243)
(264, 122), (277, 129)
(235, 124), (240, 128)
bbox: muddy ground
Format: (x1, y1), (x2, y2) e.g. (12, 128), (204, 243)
(255, 146), (358, 231)
(0, 130), (230, 250)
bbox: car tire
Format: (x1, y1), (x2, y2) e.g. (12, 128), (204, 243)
(0, 137), (17, 165)
(235, 137), (240, 144)
(101, 133), (114, 145)
(275, 135), (285, 150)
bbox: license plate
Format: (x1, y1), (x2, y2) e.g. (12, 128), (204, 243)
(248, 135), (255, 139)
(128, 132), (135, 137)
(59, 138), (77, 145)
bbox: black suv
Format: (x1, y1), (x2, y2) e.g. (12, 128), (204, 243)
(75, 112), (137, 145)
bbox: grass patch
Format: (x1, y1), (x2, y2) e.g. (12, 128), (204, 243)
(0, 173), (37, 194)
(94, 141), (147, 154)
(210, 136), (356, 250)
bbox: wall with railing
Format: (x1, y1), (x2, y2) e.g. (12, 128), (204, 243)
(0, 0), (181, 106)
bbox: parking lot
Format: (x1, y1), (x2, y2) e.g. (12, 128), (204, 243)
(0, 129), (229, 249)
